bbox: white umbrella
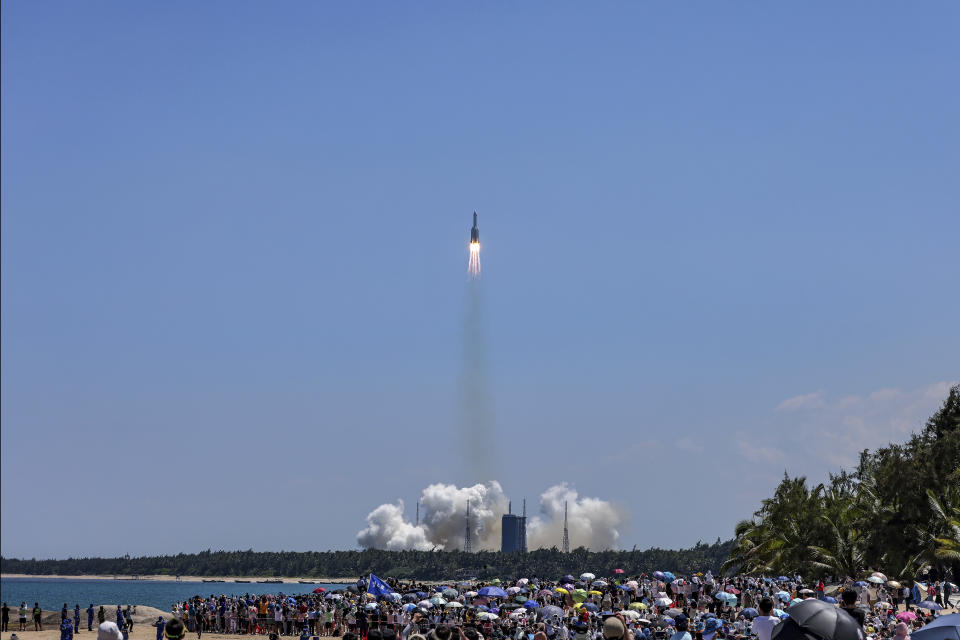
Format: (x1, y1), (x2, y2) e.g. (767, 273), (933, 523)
(417, 601), (433, 609)
(655, 598), (673, 607)
(581, 573), (596, 581)
(622, 611), (641, 620)
(478, 613), (499, 621)
(867, 576), (884, 584)
(445, 602), (464, 609)
(465, 591), (478, 598)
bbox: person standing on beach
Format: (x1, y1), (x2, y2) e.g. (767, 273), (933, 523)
(98, 608), (105, 626)
(61, 616), (74, 640)
(2, 602), (10, 632)
(34, 602), (43, 631)
(20, 603), (29, 631)
(88, 606), (95, 632)
(154, 616), (166, 640)
(116, 607), (124, 631)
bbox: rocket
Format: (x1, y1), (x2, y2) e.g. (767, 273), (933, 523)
(470, 212), (480, 244)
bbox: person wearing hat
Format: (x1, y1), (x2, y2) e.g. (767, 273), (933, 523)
(669, 615), (691, 640)
(154, 616), (167, 640)
(603, 615), (629, 640)
(61, 614), (75, 640)
(88, 605), (96, 632)
(75, 605), (82, 633)
(701, 617), (722, 640)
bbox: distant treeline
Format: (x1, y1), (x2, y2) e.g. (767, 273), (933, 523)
(1, 541), (733, 580)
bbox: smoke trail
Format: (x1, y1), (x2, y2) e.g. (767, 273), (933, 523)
(357, 482), (624, 551)
(459, 280), (496, 481)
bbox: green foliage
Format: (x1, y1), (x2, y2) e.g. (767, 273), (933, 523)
(726, 384), (960, 580)
(0, 541), (734, 580)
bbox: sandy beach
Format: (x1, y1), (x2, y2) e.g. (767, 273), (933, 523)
(0, 576), (356, 585)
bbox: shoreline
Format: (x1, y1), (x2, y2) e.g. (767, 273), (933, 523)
(1, 573), (358, 584)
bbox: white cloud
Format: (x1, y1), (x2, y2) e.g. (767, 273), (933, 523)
(775, 391), (824, 412)
(737, 439), (786, 464)
(771, 381), (957, 472)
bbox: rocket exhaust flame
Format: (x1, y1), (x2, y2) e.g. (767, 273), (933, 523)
(468, 212), (481, 278)
(468, 242), (481, 278)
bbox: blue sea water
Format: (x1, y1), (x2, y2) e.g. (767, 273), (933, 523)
(0, 578), (347, 612)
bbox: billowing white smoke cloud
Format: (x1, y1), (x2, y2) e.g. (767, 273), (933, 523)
(357, 482), (622, 551)
(356, 501), (434, 551)
(527, 483), (623, 551)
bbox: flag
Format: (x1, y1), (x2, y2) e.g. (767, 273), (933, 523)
(368, 574), (393, 598)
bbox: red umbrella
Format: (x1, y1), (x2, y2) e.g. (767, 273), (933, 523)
(313, 588), (326, 594)
(613, 569), (625, 575)
(725, 586), (740, 594)
(896, 612), (917, 622)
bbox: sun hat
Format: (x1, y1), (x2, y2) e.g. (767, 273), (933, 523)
(98, 622), (124, 640)
(703, 618), (723, 634)
(603, 616), (626, 639)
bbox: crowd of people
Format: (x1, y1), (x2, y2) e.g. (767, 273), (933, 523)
(1, 571), (955, 640)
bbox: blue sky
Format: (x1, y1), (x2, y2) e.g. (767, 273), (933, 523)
(2, 2), (958, 559)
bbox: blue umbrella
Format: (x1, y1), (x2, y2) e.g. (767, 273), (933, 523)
(583, 604), (599, 612)
(523, 601), (539, 609)
(773, 609), (788, 619)
(823, 597), (837, 604)
(402, 604), (418, 612)
(854, 581), (867, 587)
(910, 613), (960, 640)
(479, 586), (509, 598)
(740, 609), (758, 620)
(917, 601), (943, 611)
(541, 606), (564, 620)
(617, 585), (632, 591)
(477, 606), (489, 612)
(653, 572), (665, 579)
(663, 617), (674, 626)
(777, 576), (789, 582)
(662, 572), (676, 582)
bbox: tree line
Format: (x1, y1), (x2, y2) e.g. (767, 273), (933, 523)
(1, 542), (733, 580)
(724, 384), (960, 581)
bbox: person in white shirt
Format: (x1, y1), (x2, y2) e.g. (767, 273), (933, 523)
(751, 598), (780, 640)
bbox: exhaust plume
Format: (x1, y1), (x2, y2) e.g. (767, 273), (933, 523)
(459, 281), (495, 480)
(357, 482), (623, 551)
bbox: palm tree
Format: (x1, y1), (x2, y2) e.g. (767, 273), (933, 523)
(927, 488), (960, 562)
(808, 512), (867, 580)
